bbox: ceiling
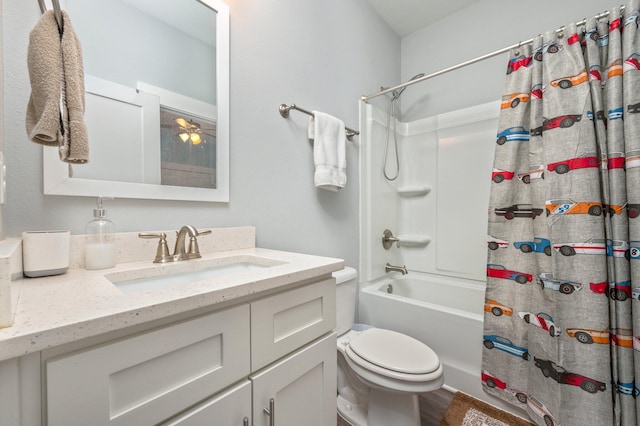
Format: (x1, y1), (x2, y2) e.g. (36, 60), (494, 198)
(366, 0), (481, 37)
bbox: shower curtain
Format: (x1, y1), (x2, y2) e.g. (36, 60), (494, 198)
(483, 1), (640, 425)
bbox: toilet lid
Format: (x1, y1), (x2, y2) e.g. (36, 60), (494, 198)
(348, 328), (440, 375)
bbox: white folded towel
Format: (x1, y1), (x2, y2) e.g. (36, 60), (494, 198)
(308, 111), (347, 191)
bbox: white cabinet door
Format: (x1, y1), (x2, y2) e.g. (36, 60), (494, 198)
(251, 279), (336, 371)
(251, 333), (337, 426)
(46, 304), (250, 426)
(0, 353), (40, 426)
(162, 380), (251, 426)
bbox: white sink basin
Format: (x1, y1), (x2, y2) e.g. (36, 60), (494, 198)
(106, 257), (280, 294)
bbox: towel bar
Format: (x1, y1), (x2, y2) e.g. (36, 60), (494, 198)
(279, 103), (359, 141)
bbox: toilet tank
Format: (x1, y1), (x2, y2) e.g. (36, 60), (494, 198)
(333, 267), (358, 336)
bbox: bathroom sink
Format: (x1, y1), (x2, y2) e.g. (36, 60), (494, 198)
(106, 256), (280, 294)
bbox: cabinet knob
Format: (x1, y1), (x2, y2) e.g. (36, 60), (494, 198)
(263, 398), (275, 426)
(243, 417), (249, 426)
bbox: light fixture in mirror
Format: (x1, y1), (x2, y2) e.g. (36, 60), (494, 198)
(161, 109), (217, 189)
(44, 0), (229, 202)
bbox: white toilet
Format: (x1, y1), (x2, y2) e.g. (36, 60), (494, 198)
(333, 267), (444, 426)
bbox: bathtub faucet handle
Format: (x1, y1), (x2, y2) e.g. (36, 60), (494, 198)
(385, 263), (408, 275)
(382, 229), (400, 249)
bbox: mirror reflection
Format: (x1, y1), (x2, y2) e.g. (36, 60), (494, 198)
(67, 0), (217, 106)
(160, 108), (217, 189)
(45, 0), (229, 201)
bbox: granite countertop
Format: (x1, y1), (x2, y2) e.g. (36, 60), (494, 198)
(0, 227), (343, 362)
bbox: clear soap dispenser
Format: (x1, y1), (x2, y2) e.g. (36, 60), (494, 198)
(85, 196), (115, 270)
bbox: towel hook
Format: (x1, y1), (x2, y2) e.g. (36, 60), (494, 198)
(52, 0), (63, 30)
(38, 0), (63, 32)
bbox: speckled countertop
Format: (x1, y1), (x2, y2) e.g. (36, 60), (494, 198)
(0, 227), (343, 362)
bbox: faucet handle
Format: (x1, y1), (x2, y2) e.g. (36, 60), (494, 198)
(138, 232), (172, 263)
(186, 229), (211, 259)
(382, 229), (400, 249)
(138, 232), (165, 239)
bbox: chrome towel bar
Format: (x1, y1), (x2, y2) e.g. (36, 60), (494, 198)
(279, 103), (359, 140)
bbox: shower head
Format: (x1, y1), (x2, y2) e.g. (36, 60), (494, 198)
(391, 73), (426, 100)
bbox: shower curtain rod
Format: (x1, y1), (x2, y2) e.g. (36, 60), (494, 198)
(361, 7), (622, 103)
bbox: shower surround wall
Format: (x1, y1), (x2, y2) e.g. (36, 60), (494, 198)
(359, 100), (527, 412)
(360, 101), (497, 282)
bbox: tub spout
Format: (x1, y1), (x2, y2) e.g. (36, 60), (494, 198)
(385, 263), (408, 275)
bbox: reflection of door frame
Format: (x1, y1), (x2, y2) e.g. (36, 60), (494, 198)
(44, 74), (161, 190)
(159, 106), (217, 189)
(140, 83), (218, 189)
(137, 82), (217, 123)
(85, 75), (161, 184)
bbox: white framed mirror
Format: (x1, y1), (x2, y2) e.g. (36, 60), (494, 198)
(44, 0), (229, 202)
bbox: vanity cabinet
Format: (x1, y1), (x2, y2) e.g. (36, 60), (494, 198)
(249, 279), (337, 426)
(46, 304), (251, 426)
(163, 333), (336, 426)
(251, 278), (336, 371)
(251, 332), (336, 426)
(29, 277), (337, 426)
(162, 380), (252, 426)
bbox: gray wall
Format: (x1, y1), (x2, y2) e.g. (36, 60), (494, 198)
(400, 0), (615, 121)
(2, 0), (400, 269)
(0, 0), (4, 240)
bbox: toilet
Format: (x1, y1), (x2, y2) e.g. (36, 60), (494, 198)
(333, 267), (444, 426)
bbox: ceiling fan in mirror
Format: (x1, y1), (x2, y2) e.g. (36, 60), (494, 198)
(161, 117), (216, 145)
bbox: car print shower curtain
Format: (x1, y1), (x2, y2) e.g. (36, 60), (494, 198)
(483, 1), (640, 425)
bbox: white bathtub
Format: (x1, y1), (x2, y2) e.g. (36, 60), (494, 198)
(358, 273), (525, 416)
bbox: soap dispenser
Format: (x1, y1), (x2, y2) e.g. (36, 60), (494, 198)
(85, 197), (115, 270)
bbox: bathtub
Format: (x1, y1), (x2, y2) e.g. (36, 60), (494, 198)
(358, 273), (525, 415)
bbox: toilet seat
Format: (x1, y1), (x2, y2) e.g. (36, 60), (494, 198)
(342, 328), (444, 393)
(348, 328), (440, 377)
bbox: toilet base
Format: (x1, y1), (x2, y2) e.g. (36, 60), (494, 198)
(368, 389), (420, 426)
(337, 389), (421, 426)
(337, 394), (368, 426)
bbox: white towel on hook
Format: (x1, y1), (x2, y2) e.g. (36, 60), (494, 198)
(308, 111), (347, 191)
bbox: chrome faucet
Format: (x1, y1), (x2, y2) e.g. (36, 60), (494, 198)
(385, 263), (408, 275)
(139, 225), (211, 263)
